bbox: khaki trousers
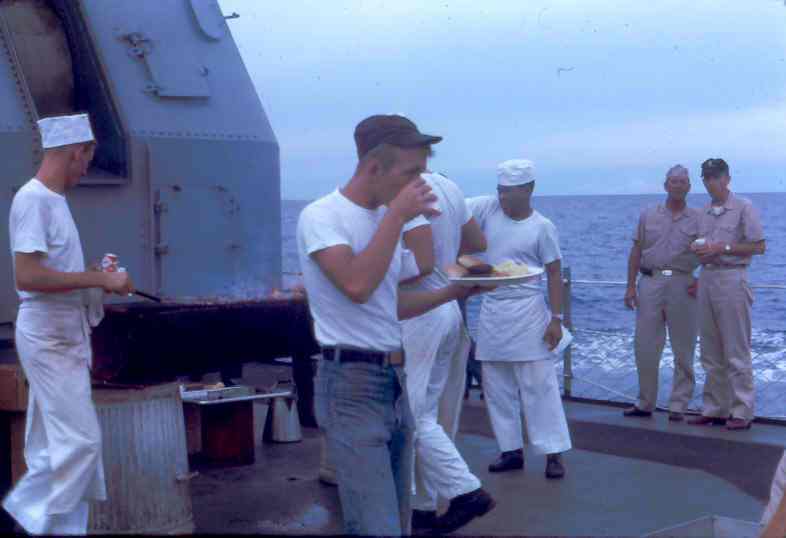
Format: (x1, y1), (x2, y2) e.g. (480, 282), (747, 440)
(634, 272), (698, 412)
(698, 267), (755, 421)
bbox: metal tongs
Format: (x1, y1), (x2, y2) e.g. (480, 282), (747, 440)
(132, 290), (163, 303)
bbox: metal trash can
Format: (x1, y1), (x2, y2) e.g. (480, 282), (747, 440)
(90, 384), (194, 535)
(264, 395), (302, 443)
(644, 515), (762, 538)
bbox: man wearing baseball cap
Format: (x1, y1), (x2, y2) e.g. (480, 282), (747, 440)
(467, 159), (572, 479)
(3, 113), (133, 535)
(297, 114), (485, 535)
(689, 158), (765, 430)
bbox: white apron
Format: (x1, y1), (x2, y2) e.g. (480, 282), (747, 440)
(3, 301), (106, 535)
(476, 281), (552, 362)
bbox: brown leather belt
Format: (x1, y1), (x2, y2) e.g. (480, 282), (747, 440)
(322, 347), (405, 367)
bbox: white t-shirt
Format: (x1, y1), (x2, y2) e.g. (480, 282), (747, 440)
(467, 196), (561, 298)
(9, 179), (85, 305)
(468, 196), (562, 362)
(404, 173), (472, 292)
(297, 189), (416, 352)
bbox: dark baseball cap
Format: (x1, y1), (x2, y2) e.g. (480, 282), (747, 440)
(354, 115), (442, 159)
(701, 158), (730, 178)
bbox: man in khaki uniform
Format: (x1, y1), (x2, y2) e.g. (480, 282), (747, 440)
(624, 165), (700, 422)
(689, 158), (765, 431)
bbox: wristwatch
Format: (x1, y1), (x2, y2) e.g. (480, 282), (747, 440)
(552, 313), (564, 321)
(724, 244), (732, 253)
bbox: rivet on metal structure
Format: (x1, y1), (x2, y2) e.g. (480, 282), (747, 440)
(0, 14), (42, 167)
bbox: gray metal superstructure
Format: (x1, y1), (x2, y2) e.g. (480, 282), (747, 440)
(0, 0), (281, 326)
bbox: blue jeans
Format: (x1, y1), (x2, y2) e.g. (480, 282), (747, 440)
(315, 359), (415, 536)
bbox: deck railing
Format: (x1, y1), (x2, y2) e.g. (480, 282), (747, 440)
(560, 267), (786, 422)
(284, 268), (785, 421)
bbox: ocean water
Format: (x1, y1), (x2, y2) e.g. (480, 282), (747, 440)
(282, 193), (786, 417)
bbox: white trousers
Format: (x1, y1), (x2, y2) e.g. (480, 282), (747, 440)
(482, 360), (572, 454)
(403, 302), (480, 511)
(3, 305), (105, 535)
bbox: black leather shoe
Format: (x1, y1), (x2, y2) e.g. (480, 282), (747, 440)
(668, 412), (684, 422)
(412, 509), (437, 533)
(623, 406), (652, 418)
(435, 488), (496, 534)
(545, 453), (566, 479)
(488, 449), (524, 473)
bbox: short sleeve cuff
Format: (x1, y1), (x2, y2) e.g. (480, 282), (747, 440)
(305, 239), (350, 256)
(12, 235), (48, 255)
(403, 215), (429, 232)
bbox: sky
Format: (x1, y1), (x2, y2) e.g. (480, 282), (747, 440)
(218, 0), (786, 199)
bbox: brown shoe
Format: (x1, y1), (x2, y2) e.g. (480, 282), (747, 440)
(668, 412), (684, 422)
(488, 449), (524, 473)
(623, 406), (652, 418)
(727, 418), (752, 431)
(688, 415), (727, 426)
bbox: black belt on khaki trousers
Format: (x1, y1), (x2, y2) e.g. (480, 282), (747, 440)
(322, 346), (405, 366)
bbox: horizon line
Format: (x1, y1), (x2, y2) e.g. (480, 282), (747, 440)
(282, 190), (786, 203)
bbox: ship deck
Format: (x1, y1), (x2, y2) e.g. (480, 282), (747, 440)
(191, 397), (782, 536)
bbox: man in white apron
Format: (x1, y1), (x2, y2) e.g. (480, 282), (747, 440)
(468, 159), (572, 479)
(3, 114), (134, 535)
(402, 172), (494, 534)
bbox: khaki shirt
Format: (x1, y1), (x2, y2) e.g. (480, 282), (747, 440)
(634, 205), (700, 273)
(698, 193), (764, 267)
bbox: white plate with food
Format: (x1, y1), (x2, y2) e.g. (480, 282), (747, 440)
(446, 257), (545, 287)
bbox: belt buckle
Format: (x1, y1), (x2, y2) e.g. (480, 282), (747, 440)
(661, 270), (673, 277)
(386, 350), (404, 367)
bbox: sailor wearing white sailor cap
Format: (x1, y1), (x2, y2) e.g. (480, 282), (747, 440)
(3, 113), (134, 535)
(467, 159), (572, 479)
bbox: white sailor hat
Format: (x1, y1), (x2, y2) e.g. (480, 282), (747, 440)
(497, 159), (535, 187)
(37, 113), (95, 150)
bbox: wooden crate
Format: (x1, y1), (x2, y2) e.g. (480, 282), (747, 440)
(0, 362), (28, 412)
(0, 411), (27, 488)
(9, 413), (25, 484)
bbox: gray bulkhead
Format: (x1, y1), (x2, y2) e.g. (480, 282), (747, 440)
(0, 0), (282, 326)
